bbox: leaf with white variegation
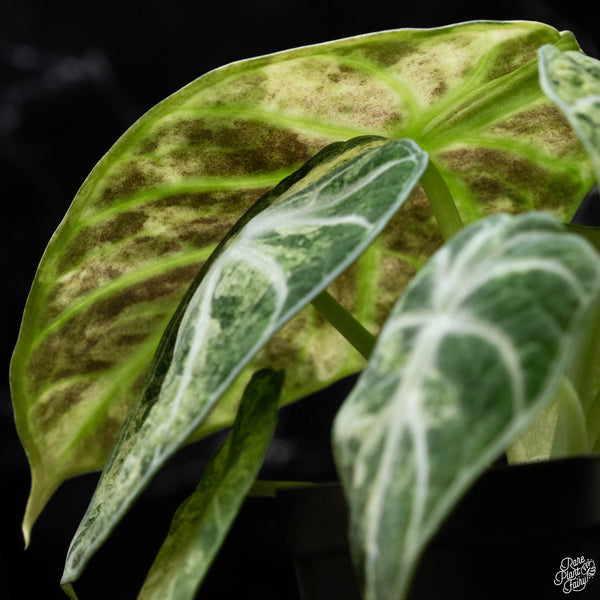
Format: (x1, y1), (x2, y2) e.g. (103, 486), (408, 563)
(333, 212), (600, 600)
(137, 367), (281, 600)
(61, 137), (428, 585)
(539, 45), (600, 183)
(11, 20), (594, 538)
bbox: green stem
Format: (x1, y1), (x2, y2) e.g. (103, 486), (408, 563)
(420, 159), (463, 241)
(248, 480), (316, 497)
(311, 290), (376, 360)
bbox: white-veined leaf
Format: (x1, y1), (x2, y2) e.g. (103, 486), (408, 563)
(61, 137), (428, 584)
(333, 212), (600, 600)
(539, 45), (600, 183)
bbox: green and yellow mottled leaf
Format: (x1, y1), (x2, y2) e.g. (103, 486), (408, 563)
(10, 20), (593, 538)
(333, 213), (600, 600)
(61, 137), (428, 585)
(539, 45), (600, 183)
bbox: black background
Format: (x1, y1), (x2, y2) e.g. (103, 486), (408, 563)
(2, 1), (598, 598)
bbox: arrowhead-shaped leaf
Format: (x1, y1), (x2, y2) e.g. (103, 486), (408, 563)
(138, 368), (281, 600)
(333, 212), (600, 600)
(539, 45), (600, 183)
(10, 21), (593, 537)
(61, 137), (428, 584)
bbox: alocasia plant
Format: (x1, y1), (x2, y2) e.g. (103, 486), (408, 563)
(9, 19), (600, 600)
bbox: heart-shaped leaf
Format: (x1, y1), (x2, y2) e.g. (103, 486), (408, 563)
(539, 45), (600, 183)
(333, 212), (600, 600)
(61, 137), (428, 584)
(10, 21), (593, 537)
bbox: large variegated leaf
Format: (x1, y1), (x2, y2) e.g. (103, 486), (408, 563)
(539, 45), (600, 183)
(61, 137), (428, 584)
(10, 21), (593, 538)
(333, 212), (600, 600)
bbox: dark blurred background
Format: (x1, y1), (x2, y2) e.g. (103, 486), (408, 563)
(1, 1), (598, 598)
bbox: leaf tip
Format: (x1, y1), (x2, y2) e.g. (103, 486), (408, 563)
(22, 497), (38, 549)
(61, 582), (79, 600)
(21, 522), (31, 550)
(21, 469), (59, 549)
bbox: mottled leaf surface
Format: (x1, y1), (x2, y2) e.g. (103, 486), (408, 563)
(333, 213), (600, 600)
(135, 368), (281, 600)
(10, 21), (592, 536)
(539, 45), (600, 183)
(61, 138), (428, 583)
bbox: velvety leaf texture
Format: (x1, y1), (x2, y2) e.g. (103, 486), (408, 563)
(136, 368), (281, 600)
(61, 137), (428, 583)
(333, 212), (600, 600)
(10, 20), (593, 536)
(539, 45), (600, 183)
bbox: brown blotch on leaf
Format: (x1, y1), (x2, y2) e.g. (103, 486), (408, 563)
(173, 118), (216, 146)
(345, 39), (419, 68)
(154, 187), (268, 222)
(484, 29), (552, 81)
(51, 359), (115, 384)
(97, 160), (164, 207)
(438, 146), (539, 204)
(135, 134), (160, 156)
(57, 210), (149, 274)
(28, 262), (202, 396)
(328, 261), (359, 314)
(32, 380), (95, 432)
(154, 118), (317, 178)
(254, 309), (310, 372)
(174, 216), (233, 248)
(374, 254), (418, 327)
(439, 145), (584, 214)
(209, 120), (316, 176)
(27, 327), (115, 397)
(123, 234), (182, 260)
(95, 262), (201, 321)
(154, 191), (214, 211)
(258, 334), (300, 372)
(382, 188), (443, 257)
(431, 79), (448, 98)
(151, 116), (317, 177)
(115, 332), (153, 347)
(68, 414), (124, 472)
(490, 104), (581, 157)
